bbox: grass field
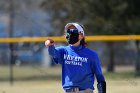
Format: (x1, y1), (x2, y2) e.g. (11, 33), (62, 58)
(0, 65), (140, 93)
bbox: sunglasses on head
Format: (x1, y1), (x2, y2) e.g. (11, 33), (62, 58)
(67, 29), (79, 34)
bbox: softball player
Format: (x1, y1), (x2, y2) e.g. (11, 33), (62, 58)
(45, 23), (106, 93)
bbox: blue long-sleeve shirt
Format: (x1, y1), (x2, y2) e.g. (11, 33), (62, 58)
(48, 45), (105, 90)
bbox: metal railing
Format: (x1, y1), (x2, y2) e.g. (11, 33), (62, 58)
(0, 35), (140, 43)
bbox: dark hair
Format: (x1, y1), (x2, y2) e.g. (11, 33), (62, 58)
(80, 37), (87, 47)
(79, 24), (87, 47)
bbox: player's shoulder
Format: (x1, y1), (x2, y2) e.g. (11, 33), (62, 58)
(84, 47), (98, 56)
(83, 47), (99, 61)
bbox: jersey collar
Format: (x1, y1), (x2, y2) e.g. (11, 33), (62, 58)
(69, 45), (84, 51)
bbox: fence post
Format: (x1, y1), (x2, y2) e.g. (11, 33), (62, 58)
(107, 42), (115, 72)
(135, 41), (140, 75)
(9, 0), (15, 85)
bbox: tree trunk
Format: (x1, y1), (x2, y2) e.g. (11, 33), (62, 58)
(135, 41), (140, 75)
(107, 42), (115, 72)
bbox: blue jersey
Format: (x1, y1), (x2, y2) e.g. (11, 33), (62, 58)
(48, 45), (105, 90)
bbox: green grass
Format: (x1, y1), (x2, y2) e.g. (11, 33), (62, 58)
(0, 65), (61, 81)
(0, 77), (140, 93)
(0, 65), (140, 93)
(0, 65), (138, 81)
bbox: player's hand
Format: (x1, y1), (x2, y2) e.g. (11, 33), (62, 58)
(45, 38), (54, 48)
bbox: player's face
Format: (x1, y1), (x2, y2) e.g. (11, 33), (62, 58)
(66, 25), (84, 40)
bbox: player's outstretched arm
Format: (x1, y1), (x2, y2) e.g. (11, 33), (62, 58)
(45, 39), (63, 64)
(45, 38), (58, 57)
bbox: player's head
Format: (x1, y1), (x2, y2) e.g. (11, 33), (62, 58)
(64, 22), (86, 46)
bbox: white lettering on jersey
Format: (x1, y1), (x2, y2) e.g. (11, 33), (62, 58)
(64, 54), (88, 66)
